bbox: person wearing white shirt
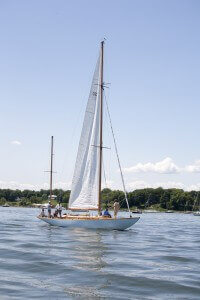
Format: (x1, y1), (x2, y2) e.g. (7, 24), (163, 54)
(56, 202), (62, 218)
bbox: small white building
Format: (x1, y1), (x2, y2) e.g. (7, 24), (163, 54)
(48, 195), (57, 200)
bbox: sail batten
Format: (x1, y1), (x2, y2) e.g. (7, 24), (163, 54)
(68, 55), (101, 210)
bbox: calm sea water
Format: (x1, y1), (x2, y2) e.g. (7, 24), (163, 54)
(0, 207), (200, 300)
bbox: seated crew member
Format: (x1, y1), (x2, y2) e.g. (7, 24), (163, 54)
(103, 208), (112, 218)
(40, 207), (45, 217)
(53, 209), (58, 218)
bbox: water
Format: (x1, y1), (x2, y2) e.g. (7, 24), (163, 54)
(0, 207), (200, 299)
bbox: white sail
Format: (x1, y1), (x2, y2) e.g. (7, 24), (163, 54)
(69, 55), (101, 210)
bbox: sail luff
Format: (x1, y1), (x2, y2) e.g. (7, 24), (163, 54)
(98, 41), (104, 215)
(68, 50), (101, 210)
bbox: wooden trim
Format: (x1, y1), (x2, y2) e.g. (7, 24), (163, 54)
(38, 216), (139, 221)
(68, 207), (98, 211)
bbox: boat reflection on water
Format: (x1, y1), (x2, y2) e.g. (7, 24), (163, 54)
(70, 228), (107, 270)
(42, 225), (110, 298)
(64, 228), (110, 298)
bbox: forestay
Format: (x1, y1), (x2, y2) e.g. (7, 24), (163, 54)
(69, 54), (101, 210)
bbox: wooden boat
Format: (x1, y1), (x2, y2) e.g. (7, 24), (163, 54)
(38, 42), (139, 230)
(39, 215), (139, 230)
(193, 211), (200, 216)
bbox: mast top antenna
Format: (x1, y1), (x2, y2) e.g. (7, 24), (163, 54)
(101, 38), (106, 44)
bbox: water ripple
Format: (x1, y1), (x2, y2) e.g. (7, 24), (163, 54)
(0, 208), (200, 299)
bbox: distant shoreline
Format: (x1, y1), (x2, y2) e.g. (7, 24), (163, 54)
(0, 204), (196, 214)
(0, 187), (199, 212)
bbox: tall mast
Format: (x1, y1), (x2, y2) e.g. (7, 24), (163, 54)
(98, 41), (104, 215)
(49, 136), (54, 201)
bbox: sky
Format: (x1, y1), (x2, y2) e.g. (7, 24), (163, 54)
(0, 0), (200, 191)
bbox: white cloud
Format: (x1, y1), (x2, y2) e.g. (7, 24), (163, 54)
(123, 157), (180, 174)
(102, 180), (116, 190)
(186, 183), (200, 191)
(1, 179), (200, 192)
(126, 180), (197, 191)
(53, 181), (71, 190)
(0, 181), (35, 190)
(11, 140), (21, 146)
(185, 160), (200, 173)
(0, 181), (71, 191)
(126, 180), (151, 190)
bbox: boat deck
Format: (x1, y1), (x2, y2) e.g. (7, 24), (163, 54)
(39, 215), (131, 221)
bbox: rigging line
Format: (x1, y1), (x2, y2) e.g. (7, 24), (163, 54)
(102, 157), (110, 208)
(193, 191), (199, 210)
(104, 102), (112, 188)
(118, 197), (128, 207)
(105, 96), (132, 216)
(102, 158), (108, 189)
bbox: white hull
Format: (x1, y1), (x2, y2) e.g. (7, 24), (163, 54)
(38, 216), (140, 230)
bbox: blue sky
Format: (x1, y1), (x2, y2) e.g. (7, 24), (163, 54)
(0, 0), (200, 191)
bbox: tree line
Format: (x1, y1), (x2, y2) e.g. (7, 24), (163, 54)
(0, 187), (199, 211)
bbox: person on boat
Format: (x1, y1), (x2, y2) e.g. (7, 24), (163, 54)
(47, 201), (51, 218)
(103, 208), (112, 218)
(55, 202), (62, 218)
(113, 201), (120, 218)
(53, 209), (58, 218)
(40, 207), (45, 217)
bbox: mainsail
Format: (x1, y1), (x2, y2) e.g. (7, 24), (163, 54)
(69, 54), (101, 209)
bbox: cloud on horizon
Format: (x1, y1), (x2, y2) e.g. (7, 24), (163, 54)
(126, 180), (200, 192)
(1, 179), (200, 192)
(11, 140), (21, 146)
(126, 180), (185, 191)
(0, 181), (71, 191)
(123, 157), (180, 174)
(123, 157), (200, 174)
(184, 160), (200, 173)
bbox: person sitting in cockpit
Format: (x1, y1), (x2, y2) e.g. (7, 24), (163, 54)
(103, 208), (111, 218)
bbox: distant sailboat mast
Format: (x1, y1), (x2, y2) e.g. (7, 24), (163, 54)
(49, 136), (54, 201)
(98, 40), (104, 215)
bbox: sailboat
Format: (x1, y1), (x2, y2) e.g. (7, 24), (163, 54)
(38, 42), (140, 230)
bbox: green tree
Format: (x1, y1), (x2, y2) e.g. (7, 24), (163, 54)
(0, 197), (6, 205)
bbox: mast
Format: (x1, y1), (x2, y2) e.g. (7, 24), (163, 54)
(98, 41), (104, 215)
(49, 136), (54, 201)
